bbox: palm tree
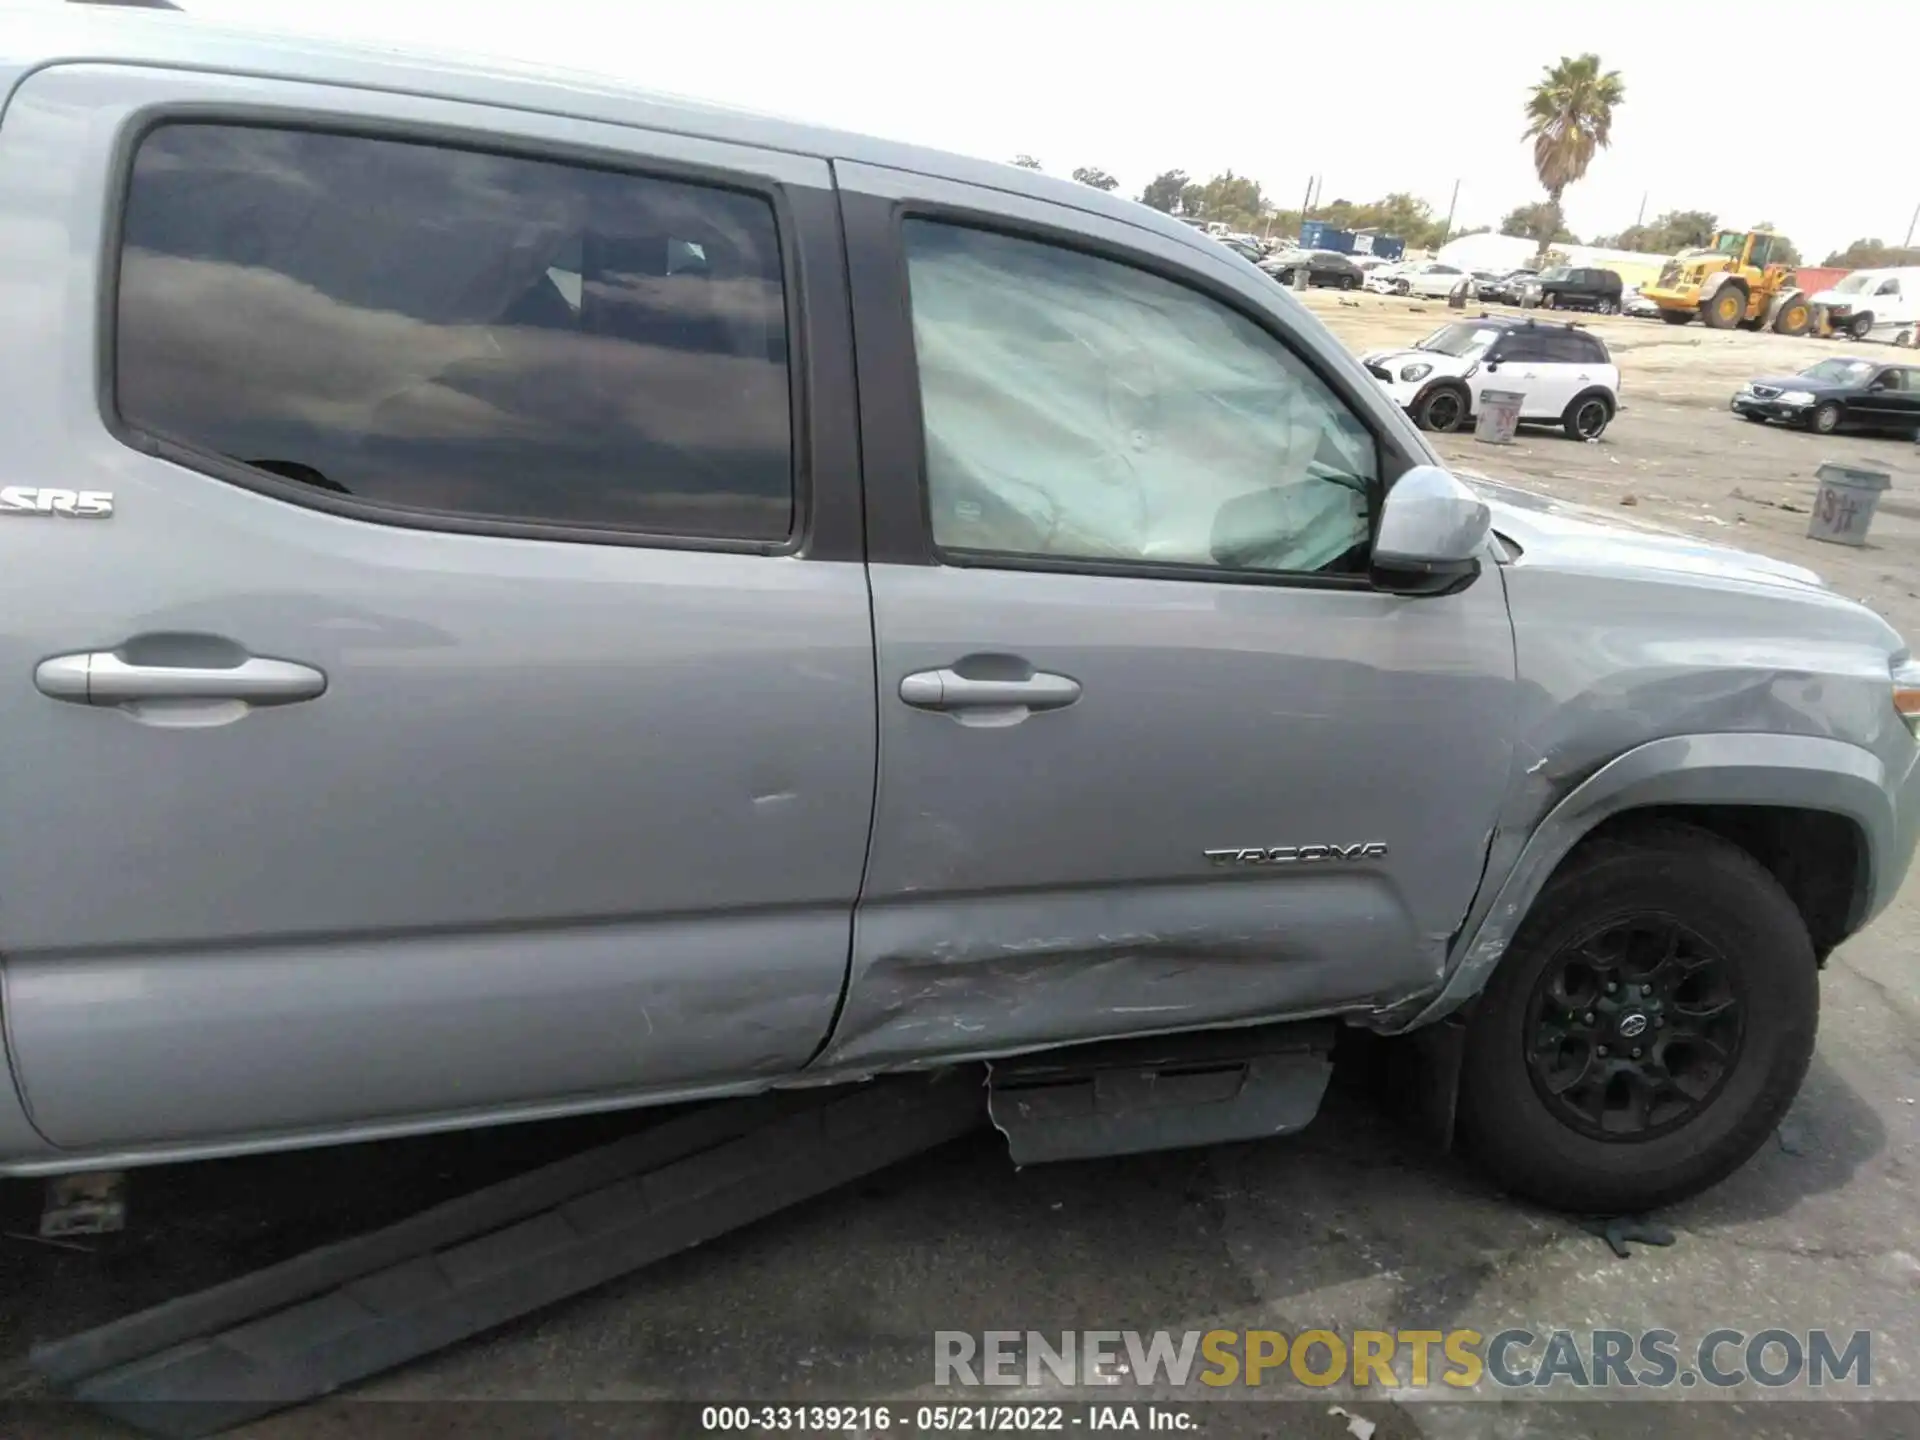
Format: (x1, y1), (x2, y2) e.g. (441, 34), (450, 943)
(1523, 54), (1625, 261)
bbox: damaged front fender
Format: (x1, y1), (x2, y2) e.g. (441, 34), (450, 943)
(1395, 730), (1896, 1031)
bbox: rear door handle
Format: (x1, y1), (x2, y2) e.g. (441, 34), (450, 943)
(36, 652), (327, 706)
(899, 669), (1081, 713)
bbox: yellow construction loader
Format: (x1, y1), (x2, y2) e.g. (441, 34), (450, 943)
(1639, 229), (1814, 335)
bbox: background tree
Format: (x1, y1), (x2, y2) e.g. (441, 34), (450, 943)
(1313, 192), (1449, 248)
(1071, 166), (1119, 192)
(1010, 154), (1042, 170)
(1500, 200), (1579, 245)
(1138, 169), (1189, 214)
(1178, 171), (1270, 232)
(1523, 53), (1625, 261)
(1597, 208), (1716, 254)
(1823, 238), (1920, 268)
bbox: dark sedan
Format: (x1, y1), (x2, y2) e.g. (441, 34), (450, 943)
(1477, 269), (1537, 304)
(1731, 357), (1920, 436)
(1260, 248), (1363, 289)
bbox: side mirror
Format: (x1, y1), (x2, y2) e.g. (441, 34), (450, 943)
(1372, 465), (1490, 597)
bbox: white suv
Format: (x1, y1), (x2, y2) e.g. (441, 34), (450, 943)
(1360, 316), (1620, 439)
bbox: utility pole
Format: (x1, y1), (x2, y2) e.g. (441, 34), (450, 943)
(1299, 175), (1315, 236)
(1636, 191), (1648, 228)
(1906, 198), (1918, 250)
(1441, 179), (1460, 245)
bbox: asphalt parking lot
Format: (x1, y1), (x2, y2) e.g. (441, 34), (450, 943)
(4, 298), (1919, 1440)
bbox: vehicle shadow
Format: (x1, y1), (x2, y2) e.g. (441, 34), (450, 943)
(0, 1036), (1889, 1409)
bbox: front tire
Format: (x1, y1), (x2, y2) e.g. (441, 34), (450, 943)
(1810, 401), (1841, 434)
(1412, 383), (1469, 433)
(1847, 311), (1875, 340)
(1774, 299), (1813, 336)
(1394, 279), (1410, 296)
(1458, 823), (1817, 1213)
(1703, 285), (1748, 329)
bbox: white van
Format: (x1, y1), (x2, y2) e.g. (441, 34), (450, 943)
(1810, 267), (1920, 346)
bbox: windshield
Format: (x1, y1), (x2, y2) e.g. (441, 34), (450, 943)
(1833, 274), (1874, 294)
(1538, 268), (1571, 282)
(1417, 324), (1500, 358)
(1715, 232), (1745, 256)
(1800, 359), (1874, 384)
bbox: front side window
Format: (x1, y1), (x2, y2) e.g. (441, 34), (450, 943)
(902, 221), (1375, 577)
(116, 124), (793, 541)
(1878, 279), (1902, 297)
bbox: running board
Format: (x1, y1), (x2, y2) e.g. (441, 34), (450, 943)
(986, 1021), (1337, 1165)
(32, 1073), (985, 1439)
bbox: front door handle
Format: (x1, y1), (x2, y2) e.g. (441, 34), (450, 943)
(899, 668), (1082, 713)
(36, 651), (327, 706)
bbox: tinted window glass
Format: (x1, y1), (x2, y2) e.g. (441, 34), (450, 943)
(117, 125), (792, 541)
(1495, 330), (1552, 363)
(1538, 331), (1597, 363)
(902, 222), (1375, 577)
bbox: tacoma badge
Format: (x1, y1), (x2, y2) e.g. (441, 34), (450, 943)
(1205, 842), (1389, 867)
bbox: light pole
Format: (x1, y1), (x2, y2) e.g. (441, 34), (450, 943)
(1905, 198), (1918, 250)
(1441, 179), (1460, 245)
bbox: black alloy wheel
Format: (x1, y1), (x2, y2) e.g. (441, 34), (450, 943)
(1523, 916), (1745, 1141)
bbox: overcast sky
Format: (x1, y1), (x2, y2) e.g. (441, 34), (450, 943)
(35, 0), (1920, 258)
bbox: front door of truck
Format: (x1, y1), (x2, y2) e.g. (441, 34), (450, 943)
(0, 66), (872, 1154)
(819, 165), (1518, 1072)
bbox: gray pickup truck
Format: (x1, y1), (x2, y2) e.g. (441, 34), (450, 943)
(1, 7), (1916, 1216)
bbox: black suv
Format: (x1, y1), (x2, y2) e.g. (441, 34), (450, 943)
(1523, 266), (1624, 314)
(1732, 357), (1920, 436)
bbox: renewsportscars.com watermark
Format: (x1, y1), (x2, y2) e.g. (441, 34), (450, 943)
(934, 1328), (1874, 1392)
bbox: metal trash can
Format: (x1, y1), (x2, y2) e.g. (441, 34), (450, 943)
(1290, 268), (1309, 293)
(1808, 461), (1891, 546)
(1474, 389), (1524, 445)
(1447, 279), (1469, 310)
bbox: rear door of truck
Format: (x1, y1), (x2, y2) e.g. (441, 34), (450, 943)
(0, 59), (872, 1158)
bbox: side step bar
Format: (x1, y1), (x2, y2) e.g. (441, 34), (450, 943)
(987, 1020), (1336, 1165)
(32, 1073), (986, 1439)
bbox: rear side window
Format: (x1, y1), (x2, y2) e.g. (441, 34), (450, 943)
(1538, 331), (1601, 363)
(1495, 330), (1551, 363)
(115, 124), (793, 543)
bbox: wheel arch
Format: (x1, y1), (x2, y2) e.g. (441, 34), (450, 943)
(1399, 732), (1891, 1030)
(1700, 271), (1749, 303)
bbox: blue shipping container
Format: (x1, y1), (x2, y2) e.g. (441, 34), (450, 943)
(1366, 235), (1407, 261)
(1298, 221), (1355, 253)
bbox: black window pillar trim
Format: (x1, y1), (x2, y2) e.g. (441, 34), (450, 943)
(837, 182), (1427, 575)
